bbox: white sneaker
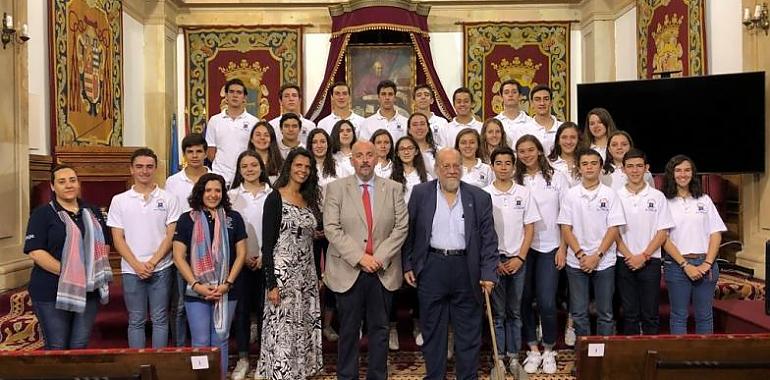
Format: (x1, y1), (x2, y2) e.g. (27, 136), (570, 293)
(523, 351), (542, 374)
(231, 358), (249, 380)
(413, 323), (423, 347)
(249, 323), (259, 344)
(323, 326), (339, 342)
(447, 330), (454, 360)
(564, 326), (576, 346)
(542, 350), (558, 374)
(388, 325), (400, 350)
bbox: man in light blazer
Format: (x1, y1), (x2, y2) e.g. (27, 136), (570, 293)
(403, 148), (499, 380)
(324, 140), (409, 380)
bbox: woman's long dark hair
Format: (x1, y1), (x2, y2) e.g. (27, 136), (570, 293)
(391, 136), (428, 190)
(248, 121), (284, 177)
(547, 121), (582, 162)
(602, 130), (635, 175)
(513, 134), (554, 186)
(272, 148), (322, 213)
(231, 150), (270, 190)
(584, 107), (618, 145)
(189, 173), (232, 211)
(307, 129), (337, 178)
(370, 129), (395, 163)
(407, 112), (437, 158)
(662, 154), (703, 199)
(330, 119), (357, 155)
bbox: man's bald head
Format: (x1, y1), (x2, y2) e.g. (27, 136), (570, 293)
(435, 148), (462, 192)
(352, 140), (376, 180)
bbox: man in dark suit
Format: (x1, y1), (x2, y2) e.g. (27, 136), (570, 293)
(403, 148), (499, 380)
(324, 140), (409, 380)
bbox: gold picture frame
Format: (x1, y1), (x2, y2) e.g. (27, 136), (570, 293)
(346, 44), (416, 118)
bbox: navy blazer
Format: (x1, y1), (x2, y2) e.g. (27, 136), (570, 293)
(402, 180), (499, 303)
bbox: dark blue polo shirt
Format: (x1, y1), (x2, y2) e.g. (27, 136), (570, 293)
(23, 200), (112, 303)
(173, 209), (247, 300)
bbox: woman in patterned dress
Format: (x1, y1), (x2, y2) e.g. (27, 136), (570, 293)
(256, 148), (323, 379)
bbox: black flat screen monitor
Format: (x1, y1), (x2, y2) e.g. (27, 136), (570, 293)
(577, 72), (765, 173)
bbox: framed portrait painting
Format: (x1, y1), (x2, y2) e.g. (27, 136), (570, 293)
(346, 44), (416, 118)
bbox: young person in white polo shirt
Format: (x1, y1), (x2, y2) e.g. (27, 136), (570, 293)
(583, 108), (618, 163)
(413, 84), (449, 140)
(528, 85), (562, 156)
(495, 80), (534, 147)
(547, 122), (582, 188)
(661, 155), (726, 335)
(438, 87), (483, 148)
(484, 146), (541, 376)
(359, 80), (409, 141)
(316, 81), (365, 135)
(557, 148), (626, 339)
(601, 131), (655, 191)
(277, 113), (305, 159)
(514, 135), (570, 375)
(108, 148), (181, 348)
(406, 112), (439, 176)
(228, 150), (272, 380)
(165, 133), (208, 347)
(455, 128), (494, 188)
(330, 119), (357, 176)
(206, 78), (259, 187)
(269, 84), (317, 143)
(615, 148), (674, 336)
(371, 129), (395, 179)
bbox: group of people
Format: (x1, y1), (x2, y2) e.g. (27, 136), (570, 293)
(23, 77), (726, 380)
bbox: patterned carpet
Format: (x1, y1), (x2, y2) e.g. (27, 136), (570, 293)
(234, 351), (577, 380)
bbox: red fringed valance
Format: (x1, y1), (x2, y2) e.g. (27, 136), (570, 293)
(306, 4), (454, 122)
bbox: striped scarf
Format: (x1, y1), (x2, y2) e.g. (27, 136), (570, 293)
(190, 208), (231, 338)
(53, 202), (112, 313)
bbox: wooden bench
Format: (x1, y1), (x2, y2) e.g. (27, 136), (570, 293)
(576, 333), (770, 379)
(0, 347), (220, 379)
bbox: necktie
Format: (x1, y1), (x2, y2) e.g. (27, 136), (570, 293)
(362, 184), (374, 255)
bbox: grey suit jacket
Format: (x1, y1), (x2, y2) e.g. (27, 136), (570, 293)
(323, 175), (409, 292)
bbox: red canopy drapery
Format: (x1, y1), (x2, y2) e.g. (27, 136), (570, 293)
(306, 1), (454, 122)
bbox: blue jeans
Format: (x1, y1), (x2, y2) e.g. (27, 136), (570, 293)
(186, 299), (238, 380)
(169, 268), (188, 346)
(566, 265), (615, 337)
(491, 256), (526, 356)
(122, 266), (173, 348)
(33, 297), (99, 350)
(521, 248), (559, 347)
(664, 257), (719, 335)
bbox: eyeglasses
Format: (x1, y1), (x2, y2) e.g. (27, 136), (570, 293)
(398, 146), (416, 153)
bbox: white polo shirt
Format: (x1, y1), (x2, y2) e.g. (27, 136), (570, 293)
(438, 117), (483, 148)
(496, 111), (534, 147)
(277, 141), (305, 159)
(206, 110), (258, 186)
(522, 170), (570, 252)
(461, 158), (494, 188)
(550, 157), (581, 188)
(333, 151), (354, 176)
(428, 113), (449, 145)
(601, 164), (656, 191)
(317, 162), (353, 197)
(617, 184), (674, 259)
(375, 160), (393, 179)
(229, 185), (272, 259)
(485, 183), (542, 257)
(359, 109), (409, 141)
(403, 169), (433, 204)
(269, 115), (317, 146)
(316, 111), (365, 135)
(557, 183), (626, 271)
(667, 194), (726, 255)
(107, 186), (181, 274)
(589, 144), (607, 162)
(526, 115), (561, 156)
(165, 168), (208, 213)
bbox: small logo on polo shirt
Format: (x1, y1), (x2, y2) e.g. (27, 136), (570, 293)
(645, 199), (657, 212)
(696, 202), (707, 213)
(225, 216), (233, 229)
(25, 234), (35, 241)
(514, 196), (524, 209)
(155, 200), (166, 211)
(242, 122), (249, 131)
(598, 198), (609, 211)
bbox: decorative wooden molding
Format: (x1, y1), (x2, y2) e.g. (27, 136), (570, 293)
(29, 154), (53, 182)
(55, 146), (136, 180)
